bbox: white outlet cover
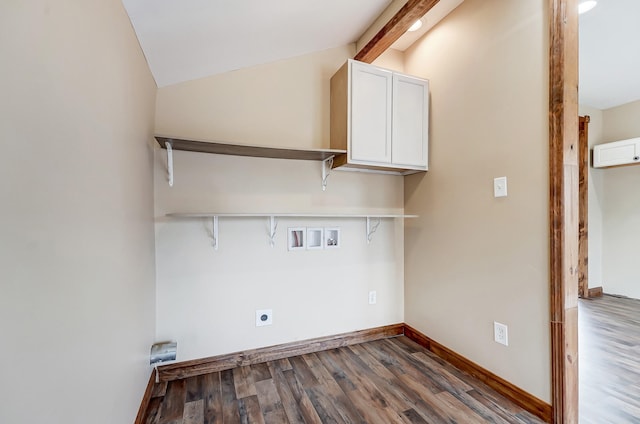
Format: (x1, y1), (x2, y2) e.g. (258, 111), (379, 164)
(494, 321), (509, 346)
(256, 309), (273, 327)
(494, 176), (508, 198)
(368, 291), (377, 305)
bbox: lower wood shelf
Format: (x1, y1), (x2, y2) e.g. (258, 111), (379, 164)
(166, 213), (417, 219)
(164, 212), (418, 250)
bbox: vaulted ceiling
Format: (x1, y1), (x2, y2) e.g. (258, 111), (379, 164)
(579, 0), (640, 110)
(121, 0), (639, 110)
(122, 0), (392, 87)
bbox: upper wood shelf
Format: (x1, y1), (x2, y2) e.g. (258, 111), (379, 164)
(155, 136), (346, 161)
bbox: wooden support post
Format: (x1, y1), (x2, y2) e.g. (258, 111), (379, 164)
(549, 0), (579, 422)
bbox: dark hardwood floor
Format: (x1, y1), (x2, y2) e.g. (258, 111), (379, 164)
(143, 336), (545, 423)
(579, 294), (640, 423)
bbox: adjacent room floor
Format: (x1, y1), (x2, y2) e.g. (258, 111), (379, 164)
(143, 336), (545, 423)
(579, 294), (640, 423)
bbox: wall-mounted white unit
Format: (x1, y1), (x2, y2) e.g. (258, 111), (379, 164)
(330, 59), (429, 175)
(593, 137), (640, 168)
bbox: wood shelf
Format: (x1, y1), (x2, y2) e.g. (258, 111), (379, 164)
(166, 213), (418, 219)
(155, 136), (346, 161)
(164, 213), (417, 249)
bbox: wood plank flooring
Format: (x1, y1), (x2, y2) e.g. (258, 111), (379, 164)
(143, 336), (545, 423)
(579, 294), (640, 424)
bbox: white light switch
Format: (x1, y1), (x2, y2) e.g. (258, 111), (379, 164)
(494, 176), (508, 198)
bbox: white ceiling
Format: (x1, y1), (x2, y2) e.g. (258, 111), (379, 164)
(122, 0), (638, 110)
(579, 0), (640, 110)
(122, 0), (392, 87)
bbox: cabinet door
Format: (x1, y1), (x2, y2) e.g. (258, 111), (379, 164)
(349, 61), (392, 164)
(392, 74), (429, 168)
(593, 137), (640, 167)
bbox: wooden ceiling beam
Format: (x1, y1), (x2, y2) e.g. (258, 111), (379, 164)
(355, 0), (440, 63)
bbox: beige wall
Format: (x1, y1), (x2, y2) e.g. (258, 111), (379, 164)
(156, 46), (354, 150)
(599, 100), (640, 298)
(602, 100), (640, 141)
(372, 48), (406, 73)
(403, 0), (550, 402)
(0, 1), (157, 423)
(579, 105), (604, 288)
(154, 47), (405, 360)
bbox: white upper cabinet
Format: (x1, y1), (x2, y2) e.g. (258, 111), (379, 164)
(330, 59), (429, 174)
(349, 61), (393, 164)
(392, 73), (429, 168)
(593, 137), (640, 168)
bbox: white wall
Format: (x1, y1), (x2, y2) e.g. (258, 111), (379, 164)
(0, 1), (157, 423)
(579, 105), (604, 288)
(154, 46), (405, 361)
(403, 0), (550, 402)
(599, 100), (640, 298)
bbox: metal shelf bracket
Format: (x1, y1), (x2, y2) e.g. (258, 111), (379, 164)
(212, 216), (219, 250)
(366, 217), (381, 244)
(268, 216), (278, 247)
(166, 142), (174, 187)
(321, 156), (334, 191)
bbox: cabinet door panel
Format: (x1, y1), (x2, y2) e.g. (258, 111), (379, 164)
(392, 74), (428, 168)
(593, 137), (640, 167)
(350, 62), (392, 164)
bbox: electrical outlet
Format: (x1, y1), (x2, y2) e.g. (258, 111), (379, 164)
(494, 321), (508, 346)
(256, 309), (273, 327)
(368, 291), (377, 305)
